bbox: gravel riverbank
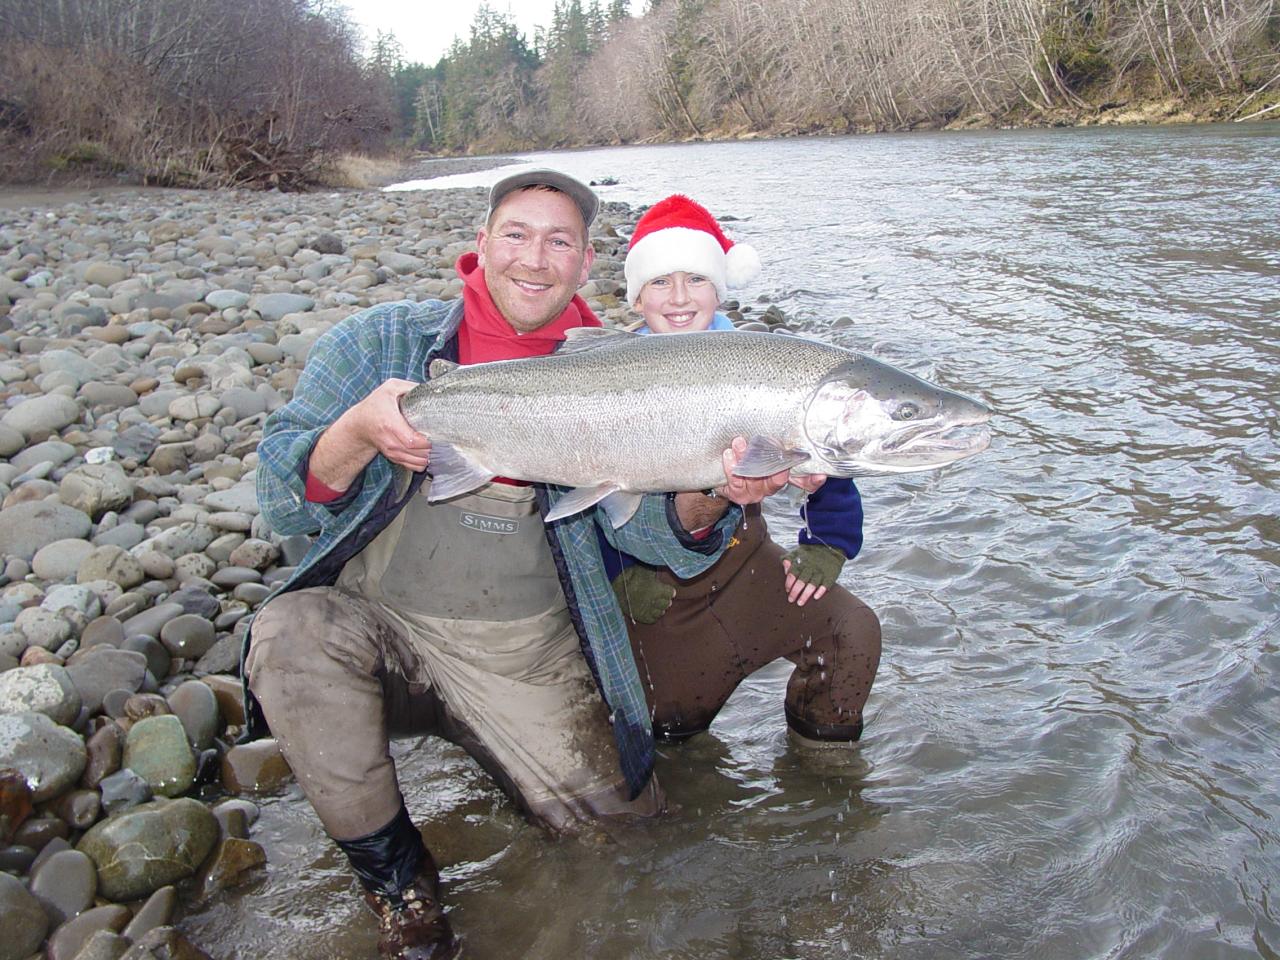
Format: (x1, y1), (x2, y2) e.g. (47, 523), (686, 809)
(0, 183), (788, 959)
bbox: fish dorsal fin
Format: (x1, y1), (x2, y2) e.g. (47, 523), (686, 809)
(544, 481), (625, 523)
(734, 436), (811, 478)
(428, 358), (459, 379)
(556, 326), (638, 355)
(425, 441), (496, 502)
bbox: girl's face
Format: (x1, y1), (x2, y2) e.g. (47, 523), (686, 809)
(635, 271), (720, 334)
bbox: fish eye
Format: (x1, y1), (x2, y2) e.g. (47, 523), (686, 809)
(894, 402), (920, 421)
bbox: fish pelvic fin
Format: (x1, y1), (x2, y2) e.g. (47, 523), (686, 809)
(544, 481), (637, 525)
(555, 326), (639, 355)
(735, 436), (811, 478)
(425, 441), (496, 502)
(428, 358), (459, 378)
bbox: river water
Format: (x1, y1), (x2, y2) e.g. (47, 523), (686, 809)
(186, 123), (1280, 959)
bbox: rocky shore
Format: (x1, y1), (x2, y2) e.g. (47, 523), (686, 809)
(0, 183), (790, 960)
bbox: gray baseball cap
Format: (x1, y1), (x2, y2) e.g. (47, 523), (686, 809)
(486, 168), (599, 229)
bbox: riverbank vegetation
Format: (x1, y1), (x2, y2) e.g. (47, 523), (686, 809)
(0, 0), (1276, 187)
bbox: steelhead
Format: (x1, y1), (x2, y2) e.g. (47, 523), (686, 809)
(398, 328), (992, 526)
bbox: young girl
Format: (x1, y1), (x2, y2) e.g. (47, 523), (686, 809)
(605, 194), (881, 748)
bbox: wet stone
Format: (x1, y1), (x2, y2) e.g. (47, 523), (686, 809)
(66, 648), (148, 715)
(29, 835), (71, 873)
(166, 680), (220, 752)
(123, 715), (195, 798)
(30, 847), (97, 925)
(122, 925), (215, 960)
(121, 885), (176, 943)
(80, 615), (126, 649)
(77, 798), (219, 902)
(13, 814), (69, 851)
(159, 614), (215, 659)
(46, 904), (131, 960)
(0, 871), (48, 960)
(121, 635), (170, 681)
(0, 767), (33, 842)
(50, 787), (101, 830)
(98, 768), (152, 816)
(0, 843), (37, 874)
(124, 693), (170, 721)
(68, 928), (132, 960)
(0, 712), (87, 802)
(81, 723), (124, 789)
(101, 688), (133, 719)
(220, 738), (293, 795)
(193, 635), (239, 675)
(200, 836), (266, 895)
(200, 675), (244, 726)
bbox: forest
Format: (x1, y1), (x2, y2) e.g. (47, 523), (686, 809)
(0, 0), (1276, 187)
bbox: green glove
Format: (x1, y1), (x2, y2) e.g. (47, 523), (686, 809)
(611, 564), (676, 625)
(782, 544), (846, 589)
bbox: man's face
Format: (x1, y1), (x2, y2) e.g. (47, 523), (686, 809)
(476, 187), (594, 333)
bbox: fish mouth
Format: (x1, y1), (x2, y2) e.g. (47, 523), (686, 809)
(875, 407), (993, 467)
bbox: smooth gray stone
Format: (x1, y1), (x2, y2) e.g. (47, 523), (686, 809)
(78, 616), (125, 649)
(120, 885), (176, 942)
(194, 635), (240, 675)
(201, 484), (258, 515)
(49, 909), (131, 960)
(0, 501), (93, 561)
(0, 843), (37, 874)
(30, 847), (97, 925)
(77, 545), (145, 589)
(141, 522), (215, 559)
(66, 648), (148, 714)
(32, 538), (95, 581)
(250, 292), (314, 322)
(167, 587), (220, 620)
(11, 440), (76, 474)
(120, 601), (184, 640)
(0, 871), (48, 960)
(0, 712), (86, 802)
(42, 584), (101, 619)
(97, 768), (153, 816)
(77, 798), (218, 901)
(120, 635), (170, 681)
(92, 522), (146, 550)
(210, 566), (259, 588)
(123, 715), (195, 798)
(1, 393), (79, 438)
(166, 680), (219, 751)
(28, 834), (72, 873)
(67, 928), (132, 960)
(111, 424), (161, 463)
(159, 614), (215, 659)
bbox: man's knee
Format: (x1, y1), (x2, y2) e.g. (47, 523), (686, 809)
(248, 588), (373, 681)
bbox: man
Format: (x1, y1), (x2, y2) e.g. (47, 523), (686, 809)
(246, 170), (800, 959)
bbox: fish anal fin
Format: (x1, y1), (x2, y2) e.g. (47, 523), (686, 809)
(544, 481), (624, 523)
(425, 441), (496, 502)
(735, 436), (811, 478)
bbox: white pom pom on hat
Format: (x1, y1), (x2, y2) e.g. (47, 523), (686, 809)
(624, 194), (761, 304)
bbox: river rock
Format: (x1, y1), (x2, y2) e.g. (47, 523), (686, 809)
(78, 545), (145, 589)
(46, 904), (131, 960)
(251, 292), (314, 322)
(202, 484), (259, 515)
(0, 663), (82, 724)
(0, 425), (24, 457)
(122, 715), (195, 797)
(228, 538), (277, 569)
(121, 885), (176, 943)
(0, 712), (87, 802)
(0, 871), (48, 960)
(0, 767), (33, 841)
(1, 393), (80, 439)
(60, 463), (134, 518)
(0, 500), (93, 560)
(15, 606), (75, 651)
(200, 675), (245, 726)
(12, 439), (76, 474)
(206, 289), (249, 310)
(220, 738), (292, 794)
(121, 926), (214, 960)
(166, 680), (219, 751)
(97, 768), (152, 816)
(159, 614), (215, 659)
(49, 787), (101, 830)
(81, 721), (124, 788)
(30, 846), (97, 925)
(120, 636), (170, 681)
(42, 583), (102, 620)
(120, 602), (184, 640)
(33, 538), (96, 581)
(201, 836), (267, 895)
(65, 648), (148, 715)
(141, 522), (216, 559)
(78, 798), (218, 901)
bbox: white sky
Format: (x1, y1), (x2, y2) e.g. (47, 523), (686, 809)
(342, 0), (566, 66)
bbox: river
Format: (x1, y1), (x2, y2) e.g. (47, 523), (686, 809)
(186, 123), (1280, 959)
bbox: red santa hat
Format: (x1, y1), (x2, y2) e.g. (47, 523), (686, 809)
(624, 194), (761, 304)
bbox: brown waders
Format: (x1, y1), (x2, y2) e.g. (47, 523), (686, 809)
(616, 506), (882, 744)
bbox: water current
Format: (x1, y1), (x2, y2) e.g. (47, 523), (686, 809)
(186, 123), (1280, 959)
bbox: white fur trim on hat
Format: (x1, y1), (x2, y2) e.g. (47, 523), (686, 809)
(627, 227), (745, 304)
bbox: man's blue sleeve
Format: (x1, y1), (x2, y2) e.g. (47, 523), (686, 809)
(798, 478), (863, 559)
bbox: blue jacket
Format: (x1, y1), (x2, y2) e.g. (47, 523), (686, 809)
(249, 298), (743, 796)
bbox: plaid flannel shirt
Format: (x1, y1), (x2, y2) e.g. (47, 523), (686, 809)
(250, 297), (739, 796)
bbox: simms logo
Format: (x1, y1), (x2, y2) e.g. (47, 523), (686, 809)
(459, 512), (519, 535)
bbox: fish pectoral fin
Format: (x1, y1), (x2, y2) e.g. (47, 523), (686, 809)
(425, 442), (496, 502)
(544, 481), (625, 523)
(599, 490), (644, 529)
(555, 327), (639, 355)
(427, 358), (459, 378)
(734, 437), (811, 477)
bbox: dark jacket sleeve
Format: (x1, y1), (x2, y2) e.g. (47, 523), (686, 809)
(798, 477), (863, 560)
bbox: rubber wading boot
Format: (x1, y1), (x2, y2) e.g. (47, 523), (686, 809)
(337, 805), (459, 960)
(784, 706), (864, 748)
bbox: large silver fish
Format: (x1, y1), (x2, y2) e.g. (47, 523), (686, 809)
(399, 328), (992, 526)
